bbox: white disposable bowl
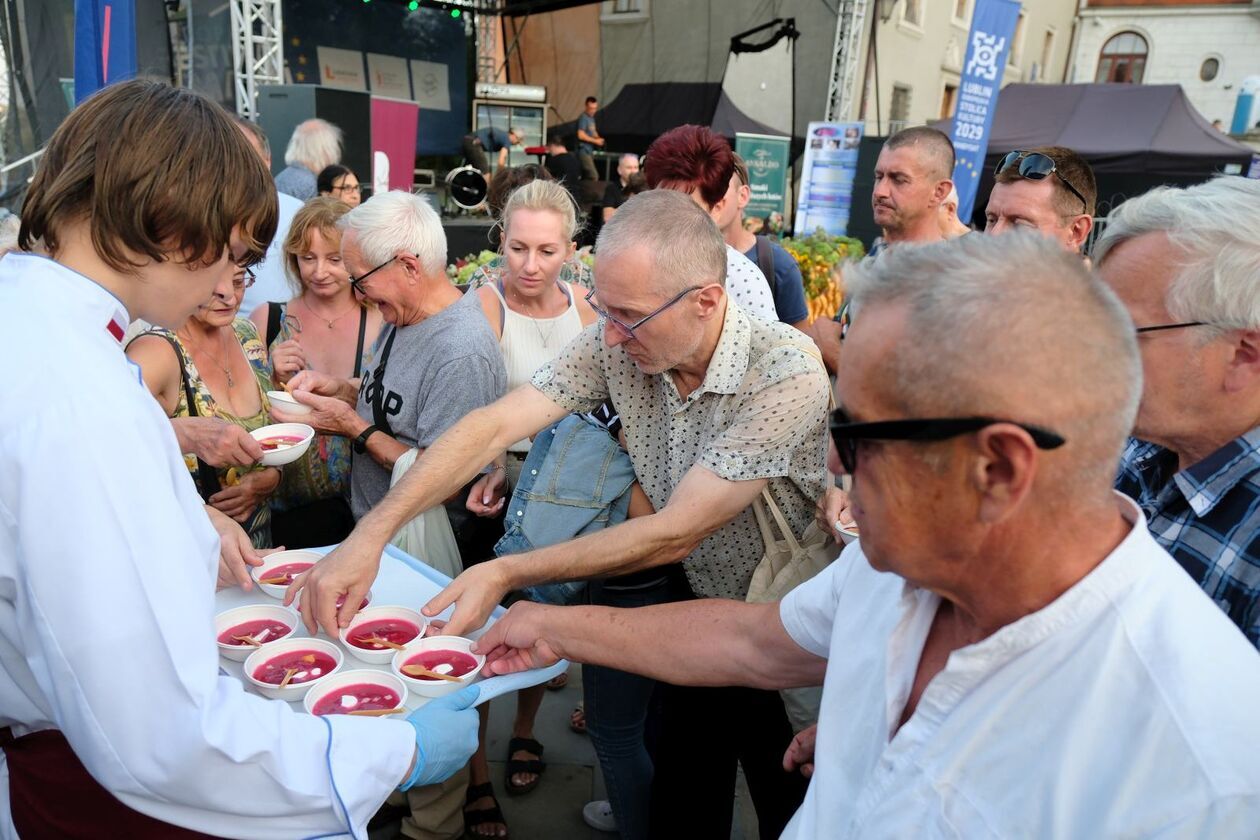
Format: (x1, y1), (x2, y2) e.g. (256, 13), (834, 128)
(244, 637), (343, 701)
(251, 549), (324, 599)
(214, 603), (299, 662)
(339, 606), (428, 665)
(267, 390), (312, 417)
(251, 422), (314, 466)
(391, 635), (484, 699)
(303, 669), (409, 717)
(835, 520), (860, 546)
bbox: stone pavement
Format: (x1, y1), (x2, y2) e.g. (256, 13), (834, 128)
(371, 665), (761, 839)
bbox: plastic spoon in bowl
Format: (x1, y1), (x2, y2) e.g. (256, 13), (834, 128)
(258, 575), (292, 585)
(278, 668), (299, 688)
(362, 635), (407, 651)
(402, 664), (462, 683)
(347, 707), (406, 717)
(231, 634), (262, 647)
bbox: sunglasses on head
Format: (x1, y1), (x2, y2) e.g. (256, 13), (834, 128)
(828, 408), (1067, 475)
(995, 151), (1089, 215)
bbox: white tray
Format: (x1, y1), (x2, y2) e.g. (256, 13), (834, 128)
(216, 543), (567, 711)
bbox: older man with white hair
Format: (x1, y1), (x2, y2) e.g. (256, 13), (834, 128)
(1096, 176), (1260, 648)
(936, 185), (971, 239)
(470, 232), (1260, 837)
(275, 118), (343, 201)
(289, 189), (829, 838)
(272, 190), (506, 522)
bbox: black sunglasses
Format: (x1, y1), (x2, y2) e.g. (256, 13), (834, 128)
(995, 151), (1089, 215)
(829, 409), (1067, 475)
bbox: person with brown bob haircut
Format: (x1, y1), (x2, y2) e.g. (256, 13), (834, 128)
(0, 79), (479, 837)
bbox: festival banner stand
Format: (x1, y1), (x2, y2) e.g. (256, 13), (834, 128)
(735, 132), (792, 224)
(950, 0), (1020, 222)
(793, 122), (863, 237)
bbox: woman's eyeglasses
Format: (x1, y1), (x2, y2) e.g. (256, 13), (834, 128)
(231, 267), (256, 292)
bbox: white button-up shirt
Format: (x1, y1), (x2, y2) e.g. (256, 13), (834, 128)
(0, 254), (413, 839)
(779, 496), (1260, 839)
(724, 244), (778, 322)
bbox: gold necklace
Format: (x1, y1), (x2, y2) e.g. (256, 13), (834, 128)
(187, 329), (235, 387)
(303, 294), (359, 329)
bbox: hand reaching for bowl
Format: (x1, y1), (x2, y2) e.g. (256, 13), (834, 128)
(205, 504), (282, 591)
(273, 388), (360, 437)
(422, 561), (511, 639)
(815, 485), (854, 540)
(173, 417), (264, 467)
(470, 601), (564, 676)
(271, 338), (306, 384)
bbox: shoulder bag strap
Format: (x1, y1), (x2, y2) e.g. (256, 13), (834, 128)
(265, 302), (283, 349)
(154, 332), (222, 502)
(353, 306), (368, 380)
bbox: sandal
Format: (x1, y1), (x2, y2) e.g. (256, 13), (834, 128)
(504, 737), (546, 796)
(570, 703), (587, 735)
(545, 671), (569, 691)
(463, 781), (508, 838)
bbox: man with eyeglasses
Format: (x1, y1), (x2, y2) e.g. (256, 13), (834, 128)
(467, 232), (1260, 838)
(1096, 176), (1260, 648)
(984, 146), (1096, 253)
(290, 190), (829, 838)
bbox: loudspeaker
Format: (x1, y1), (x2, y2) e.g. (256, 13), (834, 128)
(257, 85), (372, 189)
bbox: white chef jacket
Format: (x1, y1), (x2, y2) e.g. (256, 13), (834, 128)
(0, 254), (414, 839)
(724, 245), (778, 323)
(779, 496), (1260, 839)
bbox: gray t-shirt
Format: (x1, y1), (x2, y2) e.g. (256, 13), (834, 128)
(274, 164), (317, 202)
(351, 292), (507, 518)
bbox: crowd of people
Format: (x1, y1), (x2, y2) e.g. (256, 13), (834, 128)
(1, 77), (1259, 840)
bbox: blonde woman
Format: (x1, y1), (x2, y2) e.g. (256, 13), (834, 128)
(249, 197), (383, 547)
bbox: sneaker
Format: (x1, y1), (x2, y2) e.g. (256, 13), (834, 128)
(582, 799), (618, 833)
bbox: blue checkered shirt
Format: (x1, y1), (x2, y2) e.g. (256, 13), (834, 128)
(1115, 431), (1260, 649)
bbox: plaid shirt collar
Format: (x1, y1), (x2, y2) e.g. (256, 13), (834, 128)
(1128, 427), (1260, 517)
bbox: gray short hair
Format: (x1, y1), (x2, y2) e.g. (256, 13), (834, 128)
(284, 119), (342, 172)
(595, 190), (726, 295)
(338, 190), (447, 278)
(232, 116), (269, 161)
(845, 232), (1141, 492)
(1093, 176), (1260, 333)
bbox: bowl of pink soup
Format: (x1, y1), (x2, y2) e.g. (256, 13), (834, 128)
(244, 637), (343, 701)
(391, 635), (485, 699)
(340, 606), (427, 665)
(251, 549), (324, 598)
(214, 603), (299, 662)
(303, 670), (409, 718)
(250, 422), (314, 466)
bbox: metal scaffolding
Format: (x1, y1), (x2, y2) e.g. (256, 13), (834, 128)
(229, 0), (284, 119)
(824, 0), (868, 122)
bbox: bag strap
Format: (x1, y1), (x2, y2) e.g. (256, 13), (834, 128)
(353, 306), (367, 380)
(754, 235), (777, 296)
(152, 331), (222, 502)
(265, 302), (283, 349)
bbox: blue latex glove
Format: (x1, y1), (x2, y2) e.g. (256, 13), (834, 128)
(399, 684), (481, 790)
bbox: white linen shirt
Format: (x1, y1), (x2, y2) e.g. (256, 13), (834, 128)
(779, 496), (1260, 839)
(724, 244), (778, 322)
(0, 254), (414, 839)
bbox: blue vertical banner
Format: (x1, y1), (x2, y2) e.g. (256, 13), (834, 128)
(74, 0), (137, 104)
(950, 0), (1020, 222)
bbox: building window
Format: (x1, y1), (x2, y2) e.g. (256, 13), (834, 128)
(902, 0), (923, 29)
(940, 83), (958, 119)
(601, 0), (649, 22)
(952, 0), (969, 25)
(1009, 11), (1027, 67)
(890, 84), (912, 126)
(1095, 31), (1148, 84)
(1040, 29), (1056, 81)
(1200, 57), (1220, 82)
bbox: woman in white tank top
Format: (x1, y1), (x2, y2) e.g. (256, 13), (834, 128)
(474, 178), (598, 481)
(467, 178), (597, 834)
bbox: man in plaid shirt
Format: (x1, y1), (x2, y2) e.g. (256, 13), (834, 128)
(1096, 176), (1260, 648)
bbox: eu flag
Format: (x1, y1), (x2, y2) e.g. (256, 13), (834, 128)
(74, 0), (137, 104)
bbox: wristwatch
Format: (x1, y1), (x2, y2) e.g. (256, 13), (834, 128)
(352, 424), (380, 454)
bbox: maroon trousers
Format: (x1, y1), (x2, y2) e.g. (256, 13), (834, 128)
(1, 727), (218, 839)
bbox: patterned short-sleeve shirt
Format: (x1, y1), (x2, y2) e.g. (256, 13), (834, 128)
(531, 299), (829, 599)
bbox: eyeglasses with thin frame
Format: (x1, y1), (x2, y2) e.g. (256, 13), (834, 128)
(332, 181), (361, 195)
(230, 267), (256, 292)
(584, 286), (702, 341)
(828, 408), (1067, 475)
(995, 151), (1089, 215)
(1135, 321), (1206, 334)
(349, 256), (409, 295)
